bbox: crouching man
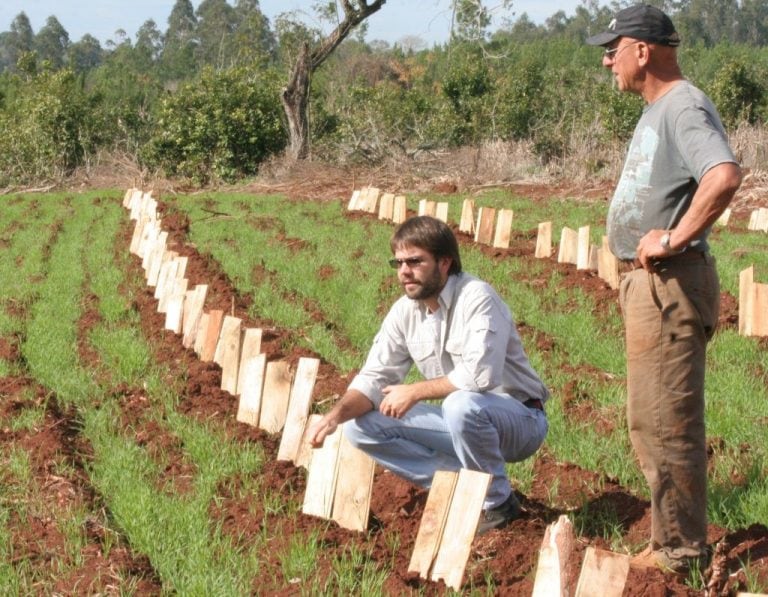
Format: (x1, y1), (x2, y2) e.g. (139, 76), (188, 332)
(308, 215), (549, 533)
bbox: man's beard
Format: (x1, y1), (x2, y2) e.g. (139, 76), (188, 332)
(403, 266), (443, 302)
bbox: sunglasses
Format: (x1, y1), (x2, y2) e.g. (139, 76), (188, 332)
(603, 40), (642, 60)
(388, 257), (425, 269)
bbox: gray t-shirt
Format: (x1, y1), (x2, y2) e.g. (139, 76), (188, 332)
(607, 80), (737, 260)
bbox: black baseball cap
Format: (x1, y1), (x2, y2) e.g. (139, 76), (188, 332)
(586, 4), (681, 47)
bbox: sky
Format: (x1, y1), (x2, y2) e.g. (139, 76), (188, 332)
(0, 1), (586, 48)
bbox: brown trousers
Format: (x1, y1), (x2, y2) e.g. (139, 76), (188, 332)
(619, 252), (719, 561)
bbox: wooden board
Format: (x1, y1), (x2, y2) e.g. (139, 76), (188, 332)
(557, 227), (578, 264)
(258, 360), (293, 433)
(200, 309), (224, 363)
(193, 312), (210, 357)
(739, 266), (755, 336)
(277, 357), (320, 462)
(295, 414), (323, 469)
(347, 189), (361, 211)
(129, 216), (148, 255)
(535, 221), (552, 259)
(492, 209), (514, 249)
(235, 354), (267, 426)
(182, 284), (208, 349)
(163, 278), (188, 334)
(531, 515), (576, 597)
(474, 207), (496, 245)
(302, 424), (343, 519)
(378, 192), (395, 221)
(716, 208), (731, 227)
(139, 221), (160, 265)
(216, 315), (243, 395)
(754, 282), (768, 337)
(435, 202), (449, 224)
(459, 200), (475, 234)
(145, 231), (169, 284)
(236, 328), (263, 395)
(331, 433), (376, 532)
(418, 199), (436, 217)
(574, 547), (629, 597)
(362, 187), (380, 213)
(393, 195), (407, 224)
(154, 257), (178, 302)
(408, 470), (458, 578)
(576, 225), (591, 270)
(430, 469), (492, 590)
(597, 237), (620, 290)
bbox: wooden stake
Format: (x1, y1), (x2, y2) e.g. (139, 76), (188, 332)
(393, 195), (407, 224)
(492, 209), (514, 249)
(557, 227), (578, 265)
(215, 315), (243, 395)
(597, 236), (620, 290)
(435, 202), (449, 223)
(408, 470), (458, 578)
(277, 357), (320, 462)
(430, 469), (492, 590)
(739, 266), (755, 336)
(259, 361), (293, 433)
(163, 278), (188, 334)
(459, 200), (475, 234)
(347, 189), (361, 211)
(754, 282), (768, 336)
(331, 433), (376, 532)
(535, 222), (552, 259)
(474, 207), (496, 245)
(531, 515), (576, 597)
(302, 424), (343, 519)
(236, 328), (263, 396)
(574, 547), (629, 597)
(236, 354), (267, 426)
(193, 312), (210, 357)
(576, 225), (591, 270)
(295, 414), (323, 469)
(378, 192), (395, 221)
(200, 309), (224, 363)
(419, 199), (436, 217)
(182, 284), (208, 349)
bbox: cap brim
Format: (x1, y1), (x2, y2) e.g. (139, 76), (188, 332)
(585, 31), (620, 46)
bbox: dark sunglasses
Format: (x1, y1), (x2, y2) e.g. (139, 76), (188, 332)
(388, 257), (425, 269)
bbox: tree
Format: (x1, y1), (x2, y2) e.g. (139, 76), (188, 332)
(34, 15), (70, 69)
(281, 0), (386, 161)
(68, 34), (103, 73)
(0, 12), (35, 71)
(231, 0), (276, 66)
(195, 0), (236, 69)
(134, 19), (164, 72)
(161, 0), (198, 81)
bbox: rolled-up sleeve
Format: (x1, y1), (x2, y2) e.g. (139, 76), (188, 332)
(446, 292), (510, 392)
(348, 306), (413, 409)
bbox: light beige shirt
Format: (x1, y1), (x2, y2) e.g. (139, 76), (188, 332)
(349, 273), (549, 408)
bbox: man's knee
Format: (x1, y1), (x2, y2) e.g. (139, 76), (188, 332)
(442, 390), (477, 430)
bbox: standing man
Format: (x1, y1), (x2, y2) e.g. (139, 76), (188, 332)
(308, 215), (549, 534)
(586, 4), (742, 575)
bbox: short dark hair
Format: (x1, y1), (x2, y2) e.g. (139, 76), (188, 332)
(390, 216), (462, 275)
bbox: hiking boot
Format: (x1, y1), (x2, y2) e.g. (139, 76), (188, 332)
(630, 546), (692, 577)
(476, 493), (521, 535)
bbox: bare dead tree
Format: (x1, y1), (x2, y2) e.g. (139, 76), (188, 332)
(281, 0), (386, 162)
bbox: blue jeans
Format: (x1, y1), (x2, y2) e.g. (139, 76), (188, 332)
(344, 390), (548, 509)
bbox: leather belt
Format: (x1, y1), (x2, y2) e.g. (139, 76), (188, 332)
(524, 398), (544, 411)
(619, 251), (708, 273)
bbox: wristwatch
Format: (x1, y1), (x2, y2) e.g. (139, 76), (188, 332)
(660, 232), (685, 254)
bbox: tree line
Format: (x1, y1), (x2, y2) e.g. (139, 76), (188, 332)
(0, 0), (766, 187)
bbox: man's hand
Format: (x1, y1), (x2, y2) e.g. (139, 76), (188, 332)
(380, 384), (420, 418)
(307, 416), (338, 448)
(636, 228), (674, 269)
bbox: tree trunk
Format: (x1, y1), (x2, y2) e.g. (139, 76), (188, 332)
(280, 0), (387, 162)
(281, 42), (311, 161)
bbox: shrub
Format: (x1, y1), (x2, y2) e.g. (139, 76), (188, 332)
(143, 66), (286, 184)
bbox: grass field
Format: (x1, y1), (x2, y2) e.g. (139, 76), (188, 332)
(0, 188), (766, 594)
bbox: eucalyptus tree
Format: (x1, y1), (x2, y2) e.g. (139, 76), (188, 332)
(161, 0), (198, 81)
(195, 0), (237, 69)
(68, 34), (103, 73)
(34, 15), (70, 69)
(0, 12), (35, 71)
